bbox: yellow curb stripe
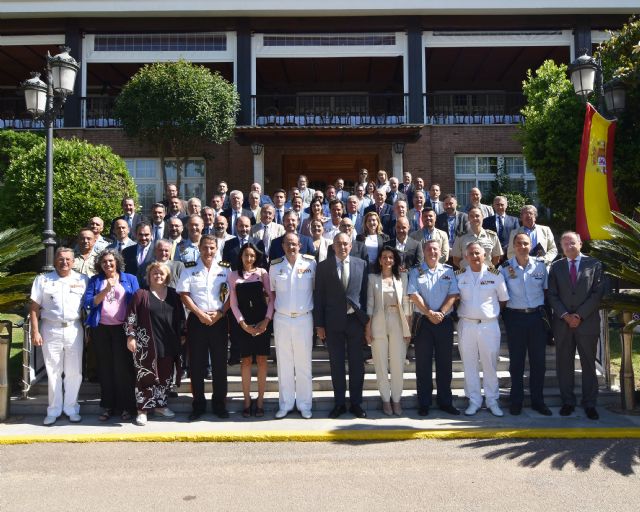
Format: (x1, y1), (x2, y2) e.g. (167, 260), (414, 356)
(1, 428), (640, 444)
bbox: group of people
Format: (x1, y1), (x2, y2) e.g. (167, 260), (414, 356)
(29, 169), (607, 426)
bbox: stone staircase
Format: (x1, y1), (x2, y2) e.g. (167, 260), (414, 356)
(10, 328), (616, 416)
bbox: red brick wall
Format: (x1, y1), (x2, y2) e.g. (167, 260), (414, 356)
(58, 124), (522, 200)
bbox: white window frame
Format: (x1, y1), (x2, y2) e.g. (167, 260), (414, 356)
(124, 157), (206, 214)
(454, 154), (537, 208)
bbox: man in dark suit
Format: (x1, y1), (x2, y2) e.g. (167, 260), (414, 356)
(435, 194), (469, 258)
(111, 197), (146, 241)
(326, 218), (369, 263)
(482, 195), (519, 259)
(137, 238), (185, 289)
(399, 171), (414, 208)
(388, 217), (423, 270)
(385, 177), (407, 206)
(547, 231), (606, 420)
(149, 203), (170, 242)
(314, 232), (369, 419)
(121, 221), (154, 277)
(221, 216), (266, 271)
(268, 210), (315, 262)
(223, 190), (255, 235)
(363, 189), (394, 235)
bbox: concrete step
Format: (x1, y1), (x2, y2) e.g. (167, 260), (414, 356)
(10, 387), (620, 416)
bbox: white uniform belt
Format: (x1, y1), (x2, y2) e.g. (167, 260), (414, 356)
(460, 317), (497, 324)
(276, 311), (310, 318)
(42, 319), (80, 328)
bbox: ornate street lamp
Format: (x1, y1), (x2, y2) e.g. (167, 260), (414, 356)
(603, 77), (627, 116)
(20, 46), (79, 271)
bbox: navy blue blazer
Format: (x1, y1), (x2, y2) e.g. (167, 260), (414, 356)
(482, 214), (519, 249)
(314, 254), (368, 332)
(221, 237), (267, 270)
(268, 234), (315, 263)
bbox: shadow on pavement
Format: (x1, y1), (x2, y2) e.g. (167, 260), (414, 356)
(459, 438), (640, 476)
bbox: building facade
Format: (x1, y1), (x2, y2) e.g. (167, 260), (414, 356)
(0, 1), (633, 212)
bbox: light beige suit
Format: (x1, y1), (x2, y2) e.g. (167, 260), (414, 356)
(367, 273), (412, 403)
(409, 227), (450, 263)
(507, 224), (557, 267)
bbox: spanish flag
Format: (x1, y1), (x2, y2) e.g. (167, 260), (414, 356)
(576, 103), (619, 241)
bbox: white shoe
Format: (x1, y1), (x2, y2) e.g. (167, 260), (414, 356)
(275, 409), (290, 419)
(155, 407), (175, 418)
(488, 404), (504, 417)
(68, 413), (82, 423)
(300, 410), (312, 419)
(464, 404), (480, 416)
(135, 412), (148, 426)
(43, 415), (58, 426)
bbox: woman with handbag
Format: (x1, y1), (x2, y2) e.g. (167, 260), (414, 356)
(228, 242), (275, 417)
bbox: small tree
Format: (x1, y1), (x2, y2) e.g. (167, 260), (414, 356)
(0, 129), (44, 182)
(518, 60), (584, 233)
(114, 60), (240, 192)
(0, 226), (42, 312)
(0, 137), (137, 241)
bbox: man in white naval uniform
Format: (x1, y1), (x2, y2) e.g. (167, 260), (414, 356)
(456, 241), (509, 417)
(29, 247), (88, 425)
(269, 232), (316, 419)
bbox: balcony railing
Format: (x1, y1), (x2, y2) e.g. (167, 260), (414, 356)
(0, 97), (63, 129)
(251, 93), (408, 127)
(425, 92), (525, 125)
(81, 97), (121, 128)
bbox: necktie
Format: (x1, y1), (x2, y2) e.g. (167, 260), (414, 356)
(424, 228), (432, 241)
(497, 216), (504, 243)
(126, 215), (132, 230)
(341, 260), (349, 290)
(154, 225), (160, 240)
(570, 259), (577, 286)
(262, 225), (271, 254)
(276, 210), (282, 224)
(118, 242), (123, 252)
(417, 211), (423, 229)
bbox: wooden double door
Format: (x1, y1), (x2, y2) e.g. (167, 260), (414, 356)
(282, 154), (378, 193)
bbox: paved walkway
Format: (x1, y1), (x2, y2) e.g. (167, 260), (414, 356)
(2, 404), (640, 444)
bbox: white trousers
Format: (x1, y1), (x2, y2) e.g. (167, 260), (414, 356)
(457, 318), (500, 408)
(41, 320), (83, 417)
(273, 312), (313, 413)
(371, 310), (407, 402)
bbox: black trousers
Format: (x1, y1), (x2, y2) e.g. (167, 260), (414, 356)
(503, 309), (547, 407)
(414, 316), (454, 408)
(92, 324), (136, 415)
(187, 314), (228, 413)
(326, 315), (365, 406)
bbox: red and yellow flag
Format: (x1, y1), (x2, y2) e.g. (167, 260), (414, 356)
(576, 103), (619, 241)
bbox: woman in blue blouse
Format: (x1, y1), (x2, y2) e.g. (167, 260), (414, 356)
(84, 248), (139, 422)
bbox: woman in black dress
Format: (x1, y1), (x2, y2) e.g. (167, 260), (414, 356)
(228, 243), (275, 417)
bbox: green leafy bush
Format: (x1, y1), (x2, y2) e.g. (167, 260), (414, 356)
(0, 137), (137, 241)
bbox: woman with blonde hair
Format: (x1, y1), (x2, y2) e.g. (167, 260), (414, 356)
(357, 211), (389, 271)
(125, 261), (185, 426)
(365, 247), (412, 415)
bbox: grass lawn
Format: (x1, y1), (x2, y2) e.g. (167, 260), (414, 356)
(0, 313), (26, 393)
(608, 327), (640, 388)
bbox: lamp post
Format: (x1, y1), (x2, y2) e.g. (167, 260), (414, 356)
(568, 51), (627, 117)
(20, 46), (79, 271)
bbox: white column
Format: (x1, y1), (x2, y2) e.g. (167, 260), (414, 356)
(253, 147), (265, 188)
(391, 145), (404, 180)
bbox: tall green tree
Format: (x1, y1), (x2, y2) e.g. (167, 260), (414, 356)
(114, 60), (240, 192)
(0, 137), (137, 241)
(518, 60), (584, 232)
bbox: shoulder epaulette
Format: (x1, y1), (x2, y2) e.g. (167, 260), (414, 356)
(484, 229), (497, 236)
(184, 261), (197, 268)
(219, 261), (231, 268)
(302, 254), (315, 260)
(454, 269), (465, 276)
(271, 257), (284, 265)
(488, 267), (500, 275)
(501, 260), (511, 268)
(443, 263), (453, 269)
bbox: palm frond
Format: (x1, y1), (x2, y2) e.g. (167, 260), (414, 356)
(0, 225), (42, 270)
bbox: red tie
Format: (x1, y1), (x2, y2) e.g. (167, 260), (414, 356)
(570, 259), (577, 286)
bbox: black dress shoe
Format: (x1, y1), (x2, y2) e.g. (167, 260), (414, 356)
(349, 404), (367, 418)
(509, 404), (522, 416)
(532, 404), (552, 416)
(227, 358), (240, 366)
(418, 406), (430, 416)
(328, 404), (347, 419)
(585, 407), (599, 420)
(559, 404), (575, 416)
(214, 408), (230, 419)
(205, 369), (213, 380)
(188, 411), (203, 421)
(439, 404), (460, 416)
